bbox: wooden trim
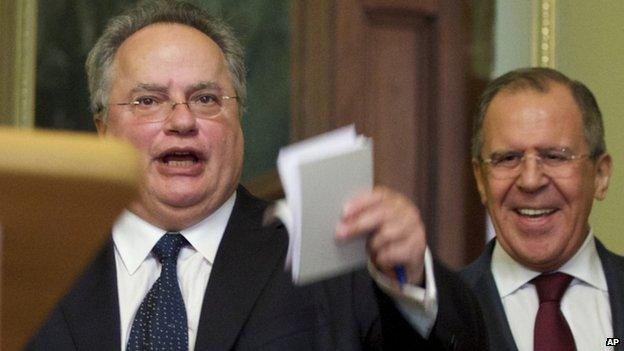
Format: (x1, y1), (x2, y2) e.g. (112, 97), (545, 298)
(430, 0), (471, 268)
(290, 0), (336, 141)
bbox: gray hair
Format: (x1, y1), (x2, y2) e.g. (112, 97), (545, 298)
(471, 67), (605, 160)
(86, 0), (247, 122)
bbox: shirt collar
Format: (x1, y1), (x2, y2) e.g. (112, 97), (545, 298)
(113, 191), (236, 275)
(491, 230), (607, 298)
(183, 193), (235, 267)
(559, 231), (608, 291)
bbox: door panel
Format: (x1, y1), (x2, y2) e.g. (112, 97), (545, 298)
(291, 0), (484, 267)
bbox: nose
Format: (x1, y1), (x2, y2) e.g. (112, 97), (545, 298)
(163, 102), (198, 135)
(515, 155), (549, 192)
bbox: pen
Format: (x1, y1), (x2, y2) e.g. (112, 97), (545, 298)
(394, 266), (407, 286)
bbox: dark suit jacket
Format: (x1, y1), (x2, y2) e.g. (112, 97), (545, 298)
(28, 187), (487, 350)
(461, 238), (624, 351)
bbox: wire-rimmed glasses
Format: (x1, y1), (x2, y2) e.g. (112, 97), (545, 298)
(480, 147), (590, 179)
(114, 93), (238, 122)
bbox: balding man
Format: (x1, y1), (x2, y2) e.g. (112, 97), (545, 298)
(28, 1), (486, 350)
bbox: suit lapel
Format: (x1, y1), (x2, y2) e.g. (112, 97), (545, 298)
(62, 241), (121, 351)
(194, 188), (287, 350)
(596, 239), (624, 343)
(462, 241), (518, 351)
(465, 238), (624, 351)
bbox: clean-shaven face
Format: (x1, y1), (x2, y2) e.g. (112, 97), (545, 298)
(97, 23), (244, 230)
(473, 82), (611, 272)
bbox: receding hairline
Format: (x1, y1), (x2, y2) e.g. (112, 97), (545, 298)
(471, 67), (605, 160)
(480, 81), (585, 148)
(486, 79), (581, 116)
(121, 21), (224, 44)
(493, 75), (565, 96)
(107, 22), (236, 96)
(87, 1), (248, 121)
(113, 21), (229, 64)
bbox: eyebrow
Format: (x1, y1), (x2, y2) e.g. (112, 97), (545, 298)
(128, 81), (224, 96)
(189, 81), (223, 92)
(489, 146), (573, 155)
(128, 83), (169, 95)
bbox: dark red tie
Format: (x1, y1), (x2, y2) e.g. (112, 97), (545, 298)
(533, 272), (576, 351)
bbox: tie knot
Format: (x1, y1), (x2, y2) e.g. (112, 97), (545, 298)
(152, 233), (188, 262)
(532, 272), (573, 303)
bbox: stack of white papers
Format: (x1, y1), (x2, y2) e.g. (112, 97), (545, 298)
(273, 125), (373, 285)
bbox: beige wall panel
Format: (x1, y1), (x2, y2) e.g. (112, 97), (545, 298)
(555, 1), (624, 253)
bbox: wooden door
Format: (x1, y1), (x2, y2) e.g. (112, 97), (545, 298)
(291, 0), (484, 268)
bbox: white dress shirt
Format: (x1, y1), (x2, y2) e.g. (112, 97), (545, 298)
(491, 232), (613, 351)
(371, 248), (438, 337)
(113, 190), (436, 350)
(113, 193), (235, 351)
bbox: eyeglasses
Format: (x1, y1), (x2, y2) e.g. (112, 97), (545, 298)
(114, 94), (238, 122)
(480, 148), (590, 179)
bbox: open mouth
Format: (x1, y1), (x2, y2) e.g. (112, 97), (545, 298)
(158, 150), (202, 167)
(515, 208), (558, 218)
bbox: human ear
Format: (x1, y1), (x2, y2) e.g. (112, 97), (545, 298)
(593, 153), (612, 201)
(94, 116), (107, 137)
(473, 159), (488, 205)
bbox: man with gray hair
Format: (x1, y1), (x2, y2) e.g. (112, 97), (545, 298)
(28, 1), (486, 350)
(462, 67), (623, 350)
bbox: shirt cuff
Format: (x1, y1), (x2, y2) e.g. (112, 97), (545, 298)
(367, 247), (438, 338)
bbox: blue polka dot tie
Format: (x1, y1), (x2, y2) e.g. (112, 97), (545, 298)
(127, 233), (189, 351)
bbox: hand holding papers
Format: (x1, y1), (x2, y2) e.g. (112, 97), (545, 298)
(273, 125), (372, 285)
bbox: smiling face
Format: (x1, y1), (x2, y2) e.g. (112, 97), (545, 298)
(473, 82), (611, 272)
(96, 23), (244, 230)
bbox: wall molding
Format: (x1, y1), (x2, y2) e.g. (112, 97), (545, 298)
(532, 0), (556, 67)
(0, 0), (37, 127)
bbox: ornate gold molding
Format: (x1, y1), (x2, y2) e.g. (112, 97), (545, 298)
(532, 0), (556, 68)
(0, 0), (37, 128)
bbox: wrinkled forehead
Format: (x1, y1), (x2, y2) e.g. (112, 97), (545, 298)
(111, 23), (233, 93)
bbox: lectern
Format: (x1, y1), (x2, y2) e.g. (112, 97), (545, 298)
(0, 128), (139, 350)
